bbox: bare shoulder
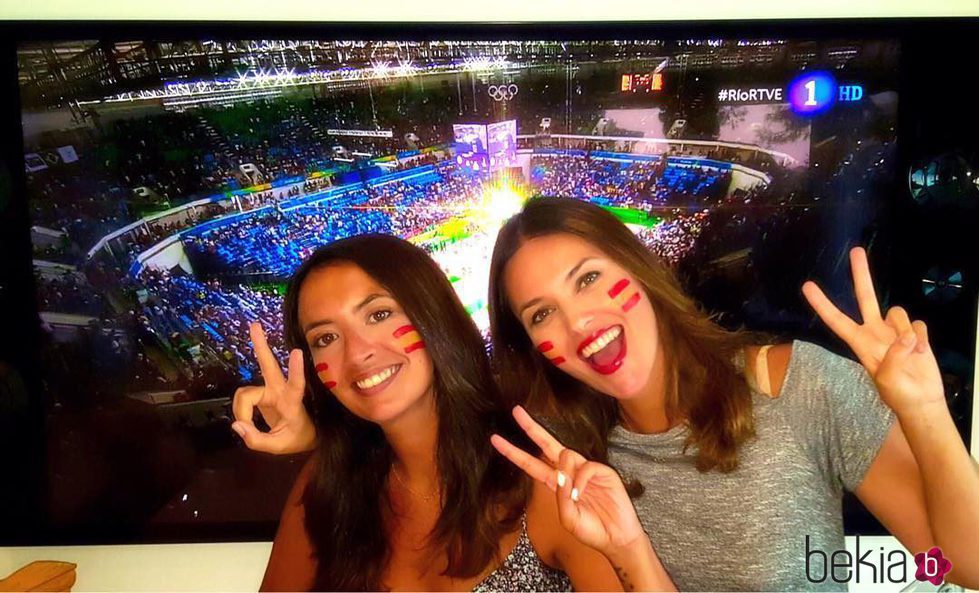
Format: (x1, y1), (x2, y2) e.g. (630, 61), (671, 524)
(743, 343), (793, 398)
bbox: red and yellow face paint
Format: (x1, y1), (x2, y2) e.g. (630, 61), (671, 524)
(314, 362), (337, 390)
(537, 341), (566, 366)
(393, 324), (425, 354)
(608, 278), (641, 312)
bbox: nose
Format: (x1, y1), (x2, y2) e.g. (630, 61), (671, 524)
(563, 297), (597, 335)
(343, 328), (376, 367)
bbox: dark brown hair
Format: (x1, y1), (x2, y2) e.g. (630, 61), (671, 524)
(488, 197), (756, 475)
(283, 234), (530, 590)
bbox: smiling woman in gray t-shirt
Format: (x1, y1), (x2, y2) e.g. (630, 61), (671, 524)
(487, 197), (979, 590)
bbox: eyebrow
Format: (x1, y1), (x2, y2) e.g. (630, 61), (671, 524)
(302, 293), (388, 335)
(517, 297), (543, 318)
(516, 257), (596, 318)
(566, 256), (596, 283)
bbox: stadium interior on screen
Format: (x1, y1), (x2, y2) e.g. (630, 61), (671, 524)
(20, 37), (901, 536)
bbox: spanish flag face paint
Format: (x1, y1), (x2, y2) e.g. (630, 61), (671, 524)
(537, 341), (566, 366)
(314, 362), (337, 390)
(393, 324), (425, 354)
(608, 278), (641, 313)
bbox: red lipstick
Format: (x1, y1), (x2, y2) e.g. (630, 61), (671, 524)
(576, 325), (627, 375)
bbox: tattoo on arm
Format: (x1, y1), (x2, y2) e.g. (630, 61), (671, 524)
(613, 563), (635, 591)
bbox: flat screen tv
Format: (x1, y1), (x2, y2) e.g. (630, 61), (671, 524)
(1, 20), (976, 545)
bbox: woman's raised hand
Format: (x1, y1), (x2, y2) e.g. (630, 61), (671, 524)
(231, 321), (317, 454)
(491, 405), (646, 557)
(802, 247), (945, 413)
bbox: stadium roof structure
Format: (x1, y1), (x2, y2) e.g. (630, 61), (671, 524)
(17, 39), (654, 109)
(18, 38), (887, 111)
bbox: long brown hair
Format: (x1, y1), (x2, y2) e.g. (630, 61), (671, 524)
(488, 197), (756, 474)
(283, 234), (531, 590)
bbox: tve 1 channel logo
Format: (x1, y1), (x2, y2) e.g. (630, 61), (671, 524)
(787, 71), (864, 115)
(716, 71), (865, 116)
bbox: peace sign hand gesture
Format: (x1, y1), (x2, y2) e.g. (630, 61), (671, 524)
(231, 322), (317, 454)
(802, 247), (945, 414)
(490, 405), (646, 557)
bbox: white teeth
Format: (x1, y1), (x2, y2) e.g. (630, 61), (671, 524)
(355, 366), (398, 390)
(581, 327), (622, 358)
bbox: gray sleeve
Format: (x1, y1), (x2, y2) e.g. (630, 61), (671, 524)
(779, 341), (896, 493)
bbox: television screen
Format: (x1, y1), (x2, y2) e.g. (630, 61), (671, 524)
(5, 28), (975, 544)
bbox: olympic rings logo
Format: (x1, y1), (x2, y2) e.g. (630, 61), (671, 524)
(488, 84), (519, 102)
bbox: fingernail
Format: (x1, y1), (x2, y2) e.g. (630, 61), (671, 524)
(231, 424), (244, 437)
(571, 488), (580, 502)
(556, 471), (566, 488)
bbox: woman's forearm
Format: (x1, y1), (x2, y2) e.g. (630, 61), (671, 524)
(896, 401), (979, 587)
(604, 537), (676, 592)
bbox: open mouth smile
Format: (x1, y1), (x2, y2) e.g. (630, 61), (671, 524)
(576, 325), (627, 375)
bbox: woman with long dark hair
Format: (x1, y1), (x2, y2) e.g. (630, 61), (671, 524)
(232, 233), (674, 591)
(486, 197), (979, 590)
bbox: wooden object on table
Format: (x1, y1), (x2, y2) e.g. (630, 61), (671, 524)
(0, 561), (77, 592)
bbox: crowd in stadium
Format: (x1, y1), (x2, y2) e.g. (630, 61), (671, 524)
(35, 269), (108, 317)
(183, 193), (389, 278)
(24, 96), (445, 255)
(366, 166), (485, 238)
(635, 210), (710, 266)
(137, 268), (287, 382)
(33, 236), (82, 265)
(179, 163), (492, 280)
(106, 111), (236, 199)
(530, 153), (731, 206)
(389, 152), (444, 172)
(30, 146), (752, 390)
(27, 167), (133, 252)
(302, 176), (333, 195)
(27, 92), (753, 271)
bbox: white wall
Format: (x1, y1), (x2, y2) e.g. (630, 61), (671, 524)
(0, 542), (271, 592)
(3, 0), (978, 20)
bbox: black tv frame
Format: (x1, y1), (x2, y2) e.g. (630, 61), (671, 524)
(1, 18), (976, 546)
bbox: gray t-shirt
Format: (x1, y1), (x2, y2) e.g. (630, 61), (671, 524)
(607, 340), (895, 591)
